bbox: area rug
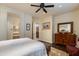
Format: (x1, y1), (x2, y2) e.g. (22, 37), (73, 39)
(49, 47), (69, 56)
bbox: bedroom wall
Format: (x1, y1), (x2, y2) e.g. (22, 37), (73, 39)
(39, 16), (53, 43)
(54, 9), (79, 38)
(33, 16), (53, 43)
(23, 14), (32, 39)
(0, 7), (8, 40)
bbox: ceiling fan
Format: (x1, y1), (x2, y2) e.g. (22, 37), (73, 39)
(31, 3), (54, 13)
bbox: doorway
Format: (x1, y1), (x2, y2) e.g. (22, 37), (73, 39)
(36, 26), (39, 38)
(33, 23), (40, 40)
(7, 13), (20, 39)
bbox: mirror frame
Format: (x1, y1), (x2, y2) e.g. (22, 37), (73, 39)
(57, 22), (73, 33)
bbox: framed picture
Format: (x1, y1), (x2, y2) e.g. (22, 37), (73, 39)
(42, 22), (50, 29)
(26, 23), (30, 31)
(58, 22), (73, 33)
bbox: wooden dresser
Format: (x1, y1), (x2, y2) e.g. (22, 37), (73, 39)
(55, 33), (76, 45)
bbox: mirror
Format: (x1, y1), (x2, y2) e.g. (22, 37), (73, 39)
(57, 22), (73, 33)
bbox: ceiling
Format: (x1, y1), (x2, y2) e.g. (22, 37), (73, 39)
(0, 3), (79, 18)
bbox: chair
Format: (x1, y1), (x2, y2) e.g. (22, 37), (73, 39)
(66, 45), (79, 56)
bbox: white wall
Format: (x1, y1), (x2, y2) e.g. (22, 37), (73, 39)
(0, 7), (8, 40)
(23, 14), (32, 39)
(33, 16), (53, 43)
(40, 16), (53, 43)
(54, 9), (79, 37)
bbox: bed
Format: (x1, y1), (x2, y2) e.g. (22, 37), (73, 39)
(0, 38), (47, 56)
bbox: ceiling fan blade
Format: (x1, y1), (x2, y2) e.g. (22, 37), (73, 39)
(45, 5), (54, 8)
(43, 8), (47, 13)
(31, 4), (40, 7)
(36, 8), (41, 13)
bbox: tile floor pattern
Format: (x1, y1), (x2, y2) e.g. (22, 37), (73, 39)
(49, 47), (69, 56)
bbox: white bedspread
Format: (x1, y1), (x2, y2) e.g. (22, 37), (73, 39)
(0, 38), (47, 56)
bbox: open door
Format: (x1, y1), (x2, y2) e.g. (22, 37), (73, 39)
(7, 13), (20, 39)
(36, 26), (39, 38)
(33, 23), (40, 40)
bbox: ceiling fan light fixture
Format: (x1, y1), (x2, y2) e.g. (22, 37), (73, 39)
(31, 3), (54, 13)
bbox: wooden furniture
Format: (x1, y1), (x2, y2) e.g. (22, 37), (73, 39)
(55, 33), (76, 45)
